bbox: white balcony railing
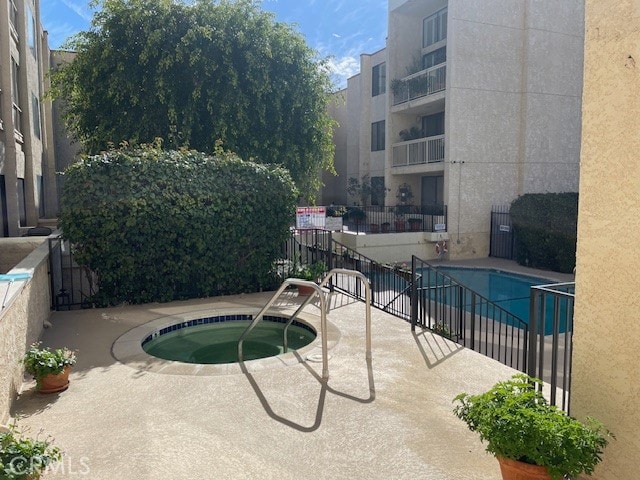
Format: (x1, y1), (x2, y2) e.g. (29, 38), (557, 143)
(392, 134), (445, 167)
(392, 63), (446, 105)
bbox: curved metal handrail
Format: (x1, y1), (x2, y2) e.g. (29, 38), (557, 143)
(237, 278), (329, 379)
(319, 268), (372, 360)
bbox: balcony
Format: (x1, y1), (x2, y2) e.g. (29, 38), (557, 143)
(393, 134), (445, 167)
(392, 63), (446, 106)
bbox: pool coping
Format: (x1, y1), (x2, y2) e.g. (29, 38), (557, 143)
(111, 306), (341, 376)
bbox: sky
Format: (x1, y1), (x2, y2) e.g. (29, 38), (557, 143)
(40, 0), (389, 89)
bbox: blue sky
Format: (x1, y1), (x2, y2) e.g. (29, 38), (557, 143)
(40, 0), (388, 88)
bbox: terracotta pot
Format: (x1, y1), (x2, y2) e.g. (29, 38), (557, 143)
(409, 221), (422, 231)
(394, 220), (405, 232)
(370, 223), (380, 233)
(381, 223), (390, 233)
(297, 285), (316, 296)
(38, 366), (71, 394)
(497, 457), (552, 480)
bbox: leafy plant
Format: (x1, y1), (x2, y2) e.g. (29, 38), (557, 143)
(326, 206), (347, 217)
(22, 343), (76, 383)
(288, 261), (327, 282)
(51, 0), (335, 200)
(60, 144), (298, 305)
(0, 423), (61, 479)
(510, 193), (578, 273)
(453, 374), (612, 480)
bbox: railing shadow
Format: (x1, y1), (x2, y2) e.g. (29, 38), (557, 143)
(412, 328), (464, 369)
(239, 351), (375, 432)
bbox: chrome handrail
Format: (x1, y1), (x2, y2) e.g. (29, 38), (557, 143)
(319, 268), (372, 360)
(237, 278), (329, 379)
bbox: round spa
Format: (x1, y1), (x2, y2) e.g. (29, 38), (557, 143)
(141, 314), (316, 364)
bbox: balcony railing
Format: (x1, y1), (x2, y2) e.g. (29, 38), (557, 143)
(340, 205), (447, 234)
(393, 134), (445, 167)
(392, 63), (446, 105)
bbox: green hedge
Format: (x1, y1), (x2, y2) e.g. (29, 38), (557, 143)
(60, 145), (297, 304)
(510, 193), (578, 273)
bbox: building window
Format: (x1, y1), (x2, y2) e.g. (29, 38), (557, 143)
(27, 5), (37, 58)
(371, 120), (385, 151)
(9, 0), (18, 32)
(37, 175), (44, 218)
(17, 178), (26, 226)
(32, 93), (41, 139)
(0, 175), (8, 237)
(423, 47), (446, 70)
(11, 59), (22, 138)
(423, 7), (447, 48)
(370, 177), (385, 206)
(422, 112), (445, 137)
(372, 62), (386, 96)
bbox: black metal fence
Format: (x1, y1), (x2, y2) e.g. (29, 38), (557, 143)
(528, 282), (575, 413)
(410, 256), (529, 371)
(48, 236), (98, 310)
(340, 205), (447, 234)
(489, 205), (515, 259)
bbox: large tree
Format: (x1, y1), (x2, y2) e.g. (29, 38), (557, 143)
(53, 0), (335, 198)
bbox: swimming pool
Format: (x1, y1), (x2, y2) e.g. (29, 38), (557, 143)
(142, 314), (316, 364)
(421, 267), (569, 334)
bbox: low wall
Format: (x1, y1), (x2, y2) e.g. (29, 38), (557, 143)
(0, 241), (51, 423)
(0, 237), (48, 274)
(335, 231), (449, 264)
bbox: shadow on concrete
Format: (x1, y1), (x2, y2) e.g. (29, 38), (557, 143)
(412, 328), (464, 369)
(239, 352), (375, 432)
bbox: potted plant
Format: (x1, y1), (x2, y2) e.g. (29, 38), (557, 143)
(453, 374), (612, 480)
(381, 222), (391, 233)
(407, 217), (422, 231)
(288, 261), (327, 296)
(22, 343), (77, 394)
(0, 423), (61, 479)
(369, 223), (380, 234)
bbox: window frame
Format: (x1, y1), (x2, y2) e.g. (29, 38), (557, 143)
(423, 7), (448, 48)
(371, 120), (385, 152)
(372, 62), (386, 97)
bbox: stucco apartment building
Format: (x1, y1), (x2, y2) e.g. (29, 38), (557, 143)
(325, 0), (584, 260)
(0, 0), (60, 238)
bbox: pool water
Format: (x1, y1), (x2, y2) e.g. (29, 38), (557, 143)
(422, 267), (569, 334)
(437, 268), (546, 321)
(143, 320), (316, 364)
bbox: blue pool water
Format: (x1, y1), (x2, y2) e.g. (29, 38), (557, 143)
(420, 267), (569, 334)
(436, 267), (547, 321)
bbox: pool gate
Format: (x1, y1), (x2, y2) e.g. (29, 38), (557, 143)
(489, 205), (516, 260)
(48, 235), (98, 310)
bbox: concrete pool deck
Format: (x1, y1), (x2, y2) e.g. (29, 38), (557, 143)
(12, 278), (533, 479)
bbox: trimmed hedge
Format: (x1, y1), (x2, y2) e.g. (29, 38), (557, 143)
(510, 193), (578, 273)
(60, 145), (298, 304)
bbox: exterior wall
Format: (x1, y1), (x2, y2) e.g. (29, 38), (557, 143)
(0, 240), (50, 423)
(445, 0), (583, 258)
(0, 236), (46, 273)
(334, 231), (449, 264)
(571, 2), (639, 478)
(0, 0), (58, 236)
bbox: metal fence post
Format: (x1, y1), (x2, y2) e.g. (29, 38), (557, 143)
(411, 256), (418, 331)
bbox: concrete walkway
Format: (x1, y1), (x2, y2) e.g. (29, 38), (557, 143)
(13, 289), (519, 480)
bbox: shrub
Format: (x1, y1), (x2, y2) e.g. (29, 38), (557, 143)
(453, 374), (612, 480)
(510, 193), (578, 273)
(60, 144), (298, 304)
(0, 424), (61, 479)
(22, 343), (76, 381)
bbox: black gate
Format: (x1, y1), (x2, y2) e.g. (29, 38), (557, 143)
(489, 205), (515, 259)
(48, 236), (98, 310)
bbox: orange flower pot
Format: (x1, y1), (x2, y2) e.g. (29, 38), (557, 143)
(38, 366), (71, 394)
(497, 457), (552, 480)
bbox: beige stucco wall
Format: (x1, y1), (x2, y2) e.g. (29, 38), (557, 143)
(335, 231), (449, 264)
(0, 240), (50, 423)
(571, 2), (639, 479)
(0, 237), (45, 273)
